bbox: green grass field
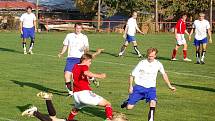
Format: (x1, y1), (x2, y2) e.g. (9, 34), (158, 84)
(0, 32), (215, 121)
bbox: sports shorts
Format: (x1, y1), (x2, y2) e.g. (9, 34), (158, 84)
(21, 27), (35, 40)
(126, 34), (136, 43)
(73, 90), (103, 109)
(64, 57), (80, 72)
(193, 38), (208, 47)
(127, 85), (157, 105)
(176, 34), (186, 45)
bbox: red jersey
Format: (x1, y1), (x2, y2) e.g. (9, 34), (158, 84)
(175, 19), (186, 34)
(72, 64), (91, 92)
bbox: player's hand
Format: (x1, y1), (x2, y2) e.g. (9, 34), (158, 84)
(141, 32), (144, 35)
(96, 48), (105, 54)
(58, 53), (63, 58)
(175, 35), (178, 40)
(169, 86), (176, 92)
(128, 86), (133, 94)
(209, 38), (213, 44)
(188, 36), (192, 41)
(123, 34), (126, 39)
(20, 30), (23, 34)
(99, 73), (106, 79)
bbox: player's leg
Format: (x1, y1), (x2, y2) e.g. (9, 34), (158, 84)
(97, 98), (113, 120)
(118, 41), (128, 56)
(171, 44), (180, 60)
(194, 39), (201, 64)
(148, 100), (156, 121)
(132, 41), (142, 58)
(200, 38), (208, 64)
(21, 28), (28, 54)
(22, 38), (27, 54)
(28, 27), (35, 54)
(182, 43), (191, 61)
(67, 107), (79, 121)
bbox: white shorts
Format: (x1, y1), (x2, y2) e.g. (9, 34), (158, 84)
(73, 90), (103, 109)
(176, 34), (186, 45)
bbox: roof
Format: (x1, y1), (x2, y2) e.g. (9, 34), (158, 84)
(0, 1), (45, 10)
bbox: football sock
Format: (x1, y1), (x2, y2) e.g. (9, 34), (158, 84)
(201, 50), (206, 61)
(133, 46), (141, 55)
(67, 110), (78, 121)
(105, 105), (113, 119)
(196, 51), (200, 61)
(120, 45), (127, 53)
(183, 49), (187, 59)
(148, 107), (155, 121)
(172, 49), (177, 59)
(65, 82), (72, 91)
(22, 42), (26, 51)
(33, 111), (52, 121)
(46, 100), (56, 116)
(29, 40), (34, 51)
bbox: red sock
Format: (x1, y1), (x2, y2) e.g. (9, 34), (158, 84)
(67, 110), (78, 121)
(183, 50), (187, 59)
(172, 49), (177, 59)
(105, 105), (113, 119)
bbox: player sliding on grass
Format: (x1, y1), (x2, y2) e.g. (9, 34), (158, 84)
(118, 11), (144, 58)
(171, 13), (192, 61)
(189, 13), (213, 64)
(58, 23), (103, 95)
(22, 92), (123, 121)
(121, 48), (176, 121)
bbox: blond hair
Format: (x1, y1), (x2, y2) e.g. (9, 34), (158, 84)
(112, 112), (128, 121)
(147, 47), (158, 57)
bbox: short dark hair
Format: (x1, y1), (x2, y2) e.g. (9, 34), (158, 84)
(26, 6), (32, 10)
(74, 22), (82, 28)
(80, 53), (92, 63)
(147, 47), (158, 56)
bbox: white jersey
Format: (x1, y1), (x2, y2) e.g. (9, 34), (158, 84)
(192, 19), (210, 40)
(131, 59), (165, 88)
(126, 17), (138, 36)
(63, 33), (89, 58)
(20, 13), (36, 28)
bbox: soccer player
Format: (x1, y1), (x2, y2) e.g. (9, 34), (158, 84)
(118, 11), (144, 58)
(189, 13), (213, 64)
(58, 23), (103, 95)
(121, 48), (176, 121)
(20, 6), (36, 54)
(67, 53), (113, 121)
(171, 13), (192, 61)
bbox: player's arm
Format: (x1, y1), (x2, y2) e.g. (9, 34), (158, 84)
(135, 25), (144, 35)
(34, 20), (37, 31)
(188, 28), (194, 41)
(92, 48), (104, 59)
(84, 71), (106, 79)
(208, 28), (212, 43)
(20, 21), (23, 34)
(58, 45), (68, 58)
(123, 25), (128, 39)
(162, 72), (176, 91)
(128, 74), (134, 94)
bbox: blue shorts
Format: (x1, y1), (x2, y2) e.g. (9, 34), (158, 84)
(193, 38), (208, 47)
(21, 27), (35, 40)
(128, 85), (157, 105)
(126, 34), (136, 43)
(64, 57), (80, 72)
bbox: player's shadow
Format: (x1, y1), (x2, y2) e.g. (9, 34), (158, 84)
(90, 49), (118, 57)
(80, 107), (106, 119)
(16, 104), (33, 112)
(173, 83), (215, 92)
(10, 80), (68, 96)
(157, 56), (171, 61)
(0, 47), (22, 54)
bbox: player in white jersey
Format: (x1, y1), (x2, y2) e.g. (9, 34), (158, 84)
(58, 23), (103, 95)
(118, 11), (144, 58)
(189, 13), (212, 64)
(20, 6), (36, 54)
(121, 48), (176, 121)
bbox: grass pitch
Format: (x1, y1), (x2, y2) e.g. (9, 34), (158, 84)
(0, 32), (215, 121)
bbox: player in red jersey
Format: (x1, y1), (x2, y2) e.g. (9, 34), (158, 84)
(171, 13), (192, 61)
(67, 53), (113, 121)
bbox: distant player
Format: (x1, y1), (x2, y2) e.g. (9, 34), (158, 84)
(20, 6), (36, 54)
(58, 23), (103, 95)
(118, 11), (144, 58)
(121, 48), (176, 121)
(189, 13), (212, 64)
(171, 13), (192, 61)
(67, 53), (112, 121)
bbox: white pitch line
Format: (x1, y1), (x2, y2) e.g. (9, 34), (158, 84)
(34, 53), (215, 79)
(0, 117), (17, 121)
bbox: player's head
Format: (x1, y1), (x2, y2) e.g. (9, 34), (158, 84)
(112, 112), (128, 121)
(26, 6), (32, 14)
(198, 13), (205, 21)
(74, 22), (83, 34)
(146, 47), (158, 62)
(181, 13), (187, 21)
(132, 11), (138, 19)
(80, 53), (92, 66)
